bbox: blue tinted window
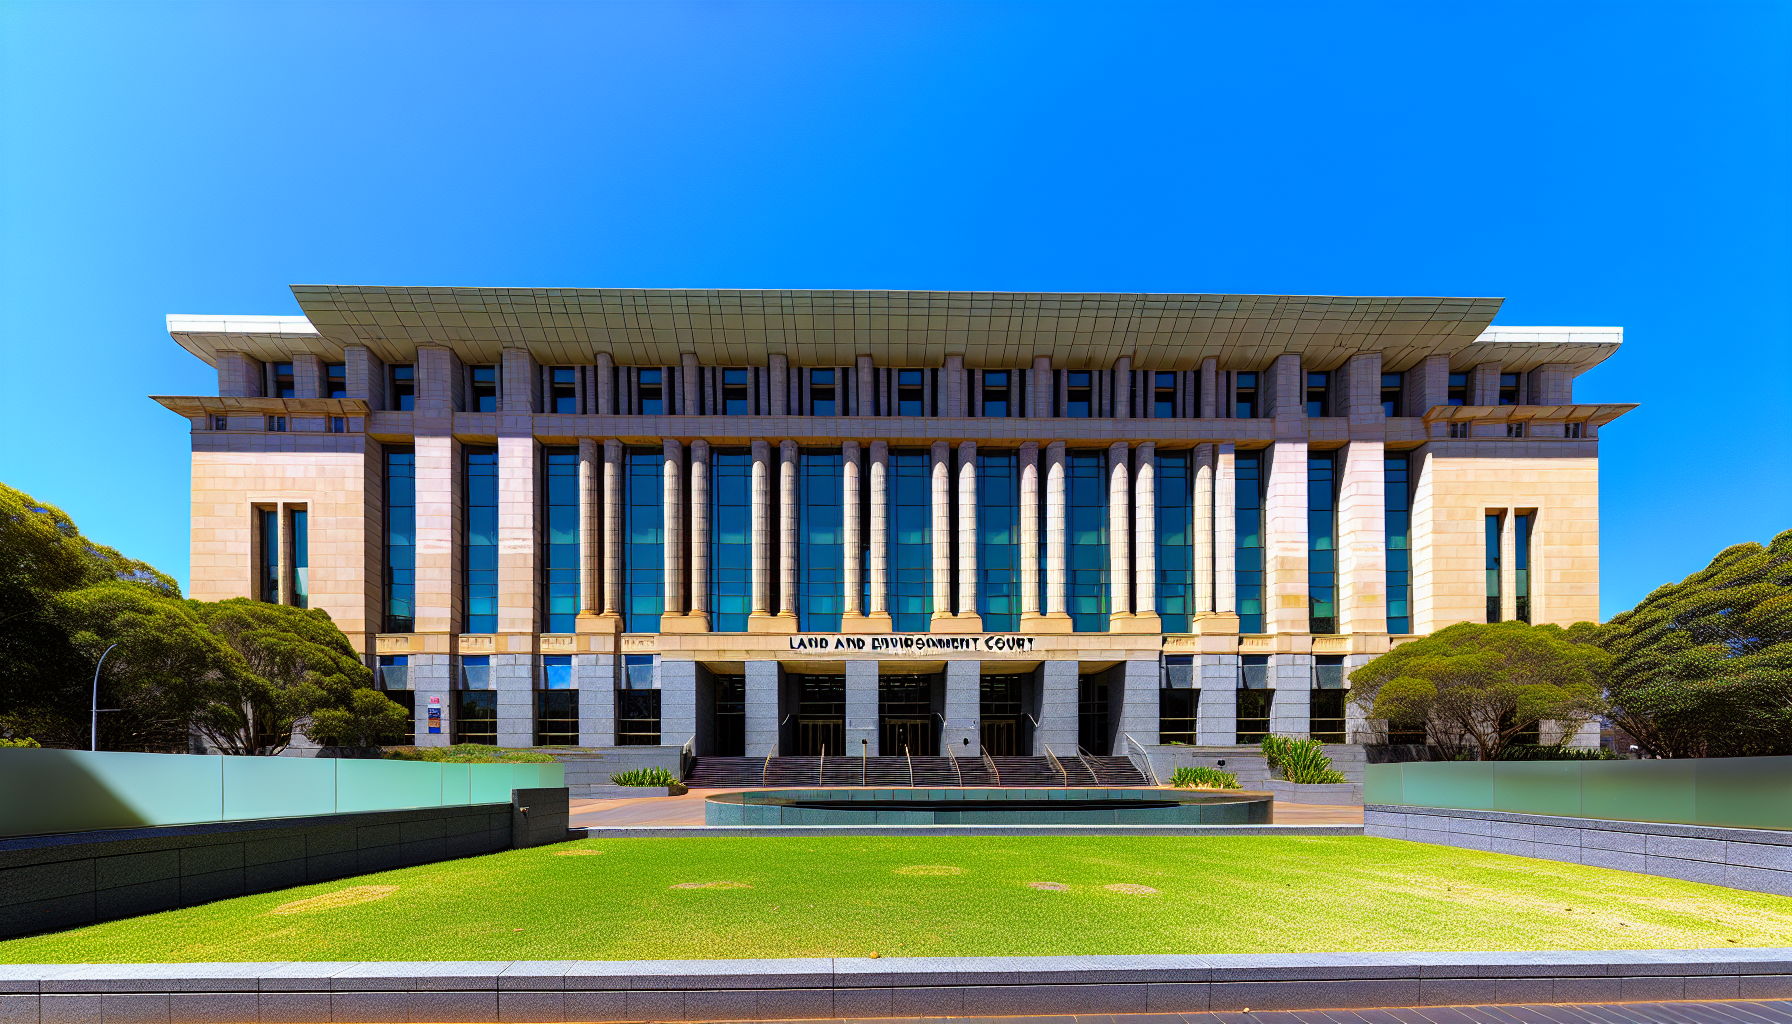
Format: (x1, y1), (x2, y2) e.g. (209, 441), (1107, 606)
(464, 447), (498, 633)
(1385, 454), (1410, 633)
(292, 509), (308, 609)
(1236, 452), (1263, 633)
(799, 449), (844, 631)
(385, 448), (415, 632)
(1067, 451), (1108, 632)
(1308, 452), (1337, 634)
(1235, 372), (1258, 419)
(898, 370), (924, 417)
(977, 451), (1019, 631)
(625, 448), (664, 632)
(1486, 513), (1502, 623)
(1156, 451), (1192, 633)
(1066, 372), (1092, 418)
(888, 450), (931, 631)
(722, 368), (750, 415)
(542, 655), (573, 690)
(1154, 372), (1177, 418)
(258, 508), (278, 603)
(709, 450), (751, 631)
(543, 448), (579, 632)
(810, 369), (836, 417)
(638, 369), (664, 415)
(981, 371), (1009, 418)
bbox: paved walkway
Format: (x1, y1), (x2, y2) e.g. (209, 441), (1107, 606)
(569, 791), (1364, 829)
(695, 1003), (1792, 1024)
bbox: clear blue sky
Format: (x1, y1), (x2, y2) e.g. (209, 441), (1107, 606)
(2, 1), (1787, 620)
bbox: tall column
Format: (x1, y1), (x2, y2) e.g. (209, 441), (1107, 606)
(777, 440), (799, 627)
(1113, 356), (1132, 419)
(1471, 361), (1502, 406)
(1107, 442), (1132, 630)
(866, 441), (892, 629)
(601, 440), (623, 623)
(855, 356), (875, 416)
(595, 353), (615, 414)
(1036, 661), (1079, 751)
(664, 440), (708, 633)
(747, 440), (778, 631)
(690, 441), (710, 623)
(769, 355), (789, 416)
(1193, 444), (1215, 619)
(943, 660), (979, 754)
(1018, 442), (1042, 627)
(928, 441), (956, 631)
(411, 436), (458, 635)
(844, 660), (878, 756)
(1213, 443), (1237, 619)
(575, 438), (603, 632)
(681, 353), (700, 414)
(661, 440), (685, 621)
(1500, 508), (1519, 623)
(942, 355), (965, 417)
(496, 436), (539, 637)
(1030, 356), (1052, 418)
(1200, 357), (1219, 418)
(1041, 441), (1072, 630)
(1132, 442), (1160, 632)
(955, 441), (981, 630)
(1337, 440), (1386, 635)
(1265, 440), (1309, 635)
(841, 441), (869, 631)
(745, 660), (781, 757)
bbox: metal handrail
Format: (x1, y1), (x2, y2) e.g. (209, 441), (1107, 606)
(982, 745), (1001, 785)
(1124, 733), (1160, 786)
(1042, 746), (1069, 787)
(951, 754), (963, 787)
(679, 735), (696, 780)
(906, 751), (914, 787)
(818, 749), (825, 785)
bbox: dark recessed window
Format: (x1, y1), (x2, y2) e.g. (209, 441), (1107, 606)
(272, 362), (295, 399)
(981, 370), (1009, 417)
(1235, 372), (1258, 418)
(1500, 373), (1521, 406)
(551, 368), (576, 413)
(1065, 371), (1091, 418)
(897, 370), (924, 416)
(470, 365), (498, 411)
(390, 365), (415, 411)
(265, 415), (286, 432)
(1306, 372), (1330, 417)
(325, 363), (347, 399)
(1565, 422), (1584, 438)
(1381, 372), (1403, 417)
(1154, 371), (1177, 418)
(722, 368), (750, 414)
(1448, 422), (1470, 438)
(1486, 513), (1503, 623)
(810, 369), (836, 416)
(1447, 372), (1468, 406)
(329, 416), (346, 434)
(1506, 422), (1525, 438)
(211, 415), (228, 430)
(638, 369), (663, 415)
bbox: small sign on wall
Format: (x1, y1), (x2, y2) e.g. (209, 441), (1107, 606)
(427, 695), (442, 735)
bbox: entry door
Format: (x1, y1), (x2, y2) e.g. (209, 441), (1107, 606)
(798, 719), (844, 756)
(882, 718), (935, 756)
(981, 718), (1017, 756)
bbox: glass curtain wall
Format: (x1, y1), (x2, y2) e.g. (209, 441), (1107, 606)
(798, 449), (845, 631)
(625, 448), (664, 632)
(977, 451), (1019, 631)
(543, 448), (578, 632)
(258, 508), (278, 603)
(1308, 451), (1338, 634)
(1236, 452), (1264, 633)
(889, 450), (931, 631)
(1385, 453), (1411, 634)
(464, 447), (498, 633)
(384, 447), (415, 632)
(1156, 451), (1194, 632)
(709, 450), (751, 631)
(291, 510), (308, 609)
(1067, 451), (1109, 632)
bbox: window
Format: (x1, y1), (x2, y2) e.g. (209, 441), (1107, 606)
(897, 370), (924, 416)
(1078, 674), (1111, 755)
(455, 688), (497, 746)
(1381, 372), (1403, 417)
(638, 369), (664, 415)
(1235, 372), (1258, 418)
(1154, 371), (1178, 418)
(1310, 655), (1346, 743)
(1499, 372), (1520, 406)
(625, 448), (664, 632)
(265, 416), (286, 432)
(272, 362), (295, 399)
(1160, 655), (1196, 745)
(1067, 451), (1109, 632)
(1306, 371), (1330, 417)
(537, 655), (576, 746)
(461, 655), (492, 690)
(714, 675), (745, 756)
(384, 687), (415, 744)
(291, 509), (308, 609)
(377, 655), (409, 691)
(1065, 371), (1092, 418)
(1237, 657), (1271, 744)
(1308, 452), (1338, 634)
(888, 450), (931, 631)
(980, 676), (1024, 755)
(809, 369), (836, 416)
(470, 366), (498, 411)
(543, 448), (578, 632)
(325, 363), (347, 399)
(1447, 372), (1468, 405)
(798, 449), (844, 631)
(618, 655), (660, 746)
(1565, 422), (1584, 439)
(1506, 422), (1525, 438)
(977, 451), (1019, 631)
(550, 368), (577, 413)
(212, 415), (228, 430)
(1448, 422), (1470, 438)
(1385, 453), (1412, 634)
(981, 371), (1009, 417)
(1156, 451), (1194, 633)
(722, 368), (750, 414)
(1514, 512), (1533, 624)
(462, 447), (497, 633)
(329, 416), (347, 433)
(390, 365), (415, 411)
(1236, 452), (1264, 633)
(384, 448), (415, 632)
(258, 508), (278, 603)
(1486, 513), (1502, 623)
(709, 449), (751, 631)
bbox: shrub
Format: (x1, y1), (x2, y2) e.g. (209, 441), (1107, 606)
(611, 766), (678, 787)
(1266, 735), (1348, 785)
(0, 737), (40, 748)
(1171, 765), (1240, 789)
(383, 744), (555, 764)
(1495, 743), (1624, 761)
(1260, 734), (1296, 768)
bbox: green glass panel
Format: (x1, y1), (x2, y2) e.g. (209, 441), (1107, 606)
(1575, 759), (1695, 824)
(336, 759), (443, 813)
(1492, 761), (1582, 817)
(0, 748), (223, 835)
(222, 756), (336, 820)
(1362, 763), (1404, 805)
(1693, 756), (1792, 829)
(440, 763), (472, 806)
(1399, 761), (1495, 810)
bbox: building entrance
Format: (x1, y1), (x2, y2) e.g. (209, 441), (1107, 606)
(1078, 675), (1111, 755)
(979, 675), (1028, 755)
(878, 675), (938, 756)
(791, 675), (844, 756)
(713, 675), (745, 756)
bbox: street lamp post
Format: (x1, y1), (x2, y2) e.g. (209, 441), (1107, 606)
(92, 643), (117, 752)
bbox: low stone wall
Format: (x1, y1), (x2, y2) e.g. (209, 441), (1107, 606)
(1, 788), (572, 940)
(4, 949), (1789, 1022)
(1266, 780), (1363, 805)
(561, 749), (683, 796)
(1142, 744), (1367, 786)
(1368, 804), (1792, 896)
(577, 785), (679, 799)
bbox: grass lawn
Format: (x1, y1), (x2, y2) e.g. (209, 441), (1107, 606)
(6, 836), (1792, 963)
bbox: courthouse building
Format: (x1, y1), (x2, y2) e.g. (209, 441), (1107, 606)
(156, 287), (1631, 760)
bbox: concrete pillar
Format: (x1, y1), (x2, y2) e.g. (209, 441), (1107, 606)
(1030, 356), (1052, 418)
(659, 659), (697, 749)
(856, 355), (875, 415)
(346, 346), (384, 409)
(769, 354), (789, 416)
(1193, 444), (1215, 618)
(928, 441), (953, 629)
(1531, 362), (1575, 405)
(1113, 659), (1158, 748)
(1200, 357), (1218, 418)
(411, 658), (451, 748)
(1133, 443), (1159, 631)
(412, 435), (460, 635)
(1501, 508), (1518, 623)
(1471, 361), (1502, 406)
(495, 655), (534, 748)
(575, 655), (614, 746)
(662, 440), (685, 619)
(955, 441), (980, 629)
(841, 441), (866, 628)
(576, 439), (601, 631)
(1343, 653), (1372, 744)
(1113, 356), (1132, 418)
(1408, 353), (1449, 414)
(601, 440), (623, 622)
(1018, 442), (1042, 622)
(415, 346), (463, 416)
(1269, 655), (1312, 737)
(595, 353), (615, 414)
(745, 660), (780, 757)
(687, 440), (710, 628)
(1043, 441), (1070, 625)
(943, 660), (979, 755)
(681, 353), (700, 415)
(502, 348), (539, 414)
(217, 351), (265, 398)
(1341, 352), (1381, 421)
(845, 660), (879, 757)
(1036, 661), (1079, 752)
(868, 441), (891, 623)
(1107, 442), (1131, 628)
(1196, 655), (1239, 745)
(1337, 440), (1387, 635)
(748, 440), (773, 625)
(497, 436), (538, 636)
(942, 355), (965, 417)
(777, 440), (799, 624)
(1264, 440), (1308, 635)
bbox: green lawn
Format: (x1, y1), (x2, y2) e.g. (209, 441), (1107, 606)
(7, 836), (1791, 963)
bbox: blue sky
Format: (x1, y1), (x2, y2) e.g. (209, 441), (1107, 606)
(2, 1), (1787, 620)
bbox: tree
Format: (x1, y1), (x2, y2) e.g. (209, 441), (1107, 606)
(1349, 621), (1609, 761)
(1578, 528), (1792, 758)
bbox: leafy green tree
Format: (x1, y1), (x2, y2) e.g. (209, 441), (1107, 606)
(1350, 621), (1609, 761)
(1578, 528), (1792, 758)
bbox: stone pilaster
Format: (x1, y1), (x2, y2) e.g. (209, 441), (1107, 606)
(595, 353), (615, 414)
(681, 353), (700, 415)
(1113, 659), (1158, 748)
(1035, 661), (1079, 752)
(840, 441), (870, 631)
(1340, 352), (1380, 420)
(659, 660), (697, 749)
(217, 352), (265, 398)
(1030, 356), (1052, 418)
(1471, 361), (1502, 406)
(686, 440), (710, 629)
(856, 355), (875, 416)
(502, 348), (539, 414)
(942, 355), (965, 417)
(845, 659), (878, 756)
(1113, 357), (1132, 418)
(928, 441), (964, 632)
(1211, 443), (1238, 623)
(661, 439), (707, 632)
(412, 435), (460, 636)
(1269, 655), (1312, 738)
(1107, 442), (1132, 630)
(575, 654), (615, 746)
(942, 660), (979, 754)
(769, 354), (788, 416)
(1337, 440), (1387, 635)
(1409, 354), (1449, 414)
(745, 659), (780, 757)
(747, 440), (780, 631)
(599, 440), (623, 626)
(1131, 442), (1160, 632)
(953, 441), (981, 630)
(575, 438), (605, 633)
(345, 346), (384, 409)
(1196, 656), (1239, 744)
(1034, 441), (1072, 631)
(1200, 357), (1218, 418)
(497, 436), (539, 637)
(866, 441), (892, 629)
(775, 440), (799, 629)
(494, 654), (534, 748)
(1264, 440), (1309, 635)
(1193, 444), (1215, 618)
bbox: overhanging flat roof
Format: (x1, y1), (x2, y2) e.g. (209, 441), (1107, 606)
(166, 287), (1623, 373)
